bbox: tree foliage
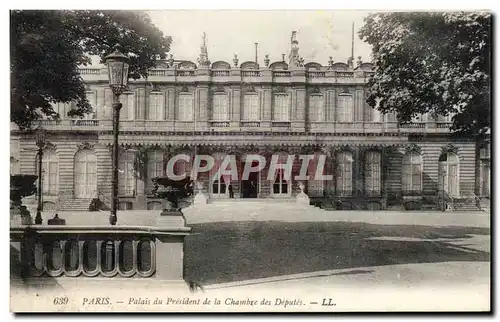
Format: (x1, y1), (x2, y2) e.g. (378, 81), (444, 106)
(11, 10), (172, 129)
(359, 11), (491, 136)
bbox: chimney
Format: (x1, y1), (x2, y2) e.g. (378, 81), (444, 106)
(254, 43), (258, 64)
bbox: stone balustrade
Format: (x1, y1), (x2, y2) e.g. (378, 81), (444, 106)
(10, 225), (191, 280)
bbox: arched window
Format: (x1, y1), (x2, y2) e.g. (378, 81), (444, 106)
(212, 94), (229, 121)
(439, 152), (459, 197)
(178, 93), (194, 121)
(210, 152), (228, 196)
(309, 95), (325, 122)
(402, 151), (422, 194)
(364, 151), (381, 196)
(273, 94), (290, 121)
(243, 93), (260, 121)
(336, 93), (354, 122)
(74, 148), (97, 198)
(147, 150), (164, 193)
(336, 151), (353, 196)
(119, 150), (136, 196)
(36, 149), (59, 196)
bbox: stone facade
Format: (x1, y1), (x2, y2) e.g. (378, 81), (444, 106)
(10, 33), (490, 212)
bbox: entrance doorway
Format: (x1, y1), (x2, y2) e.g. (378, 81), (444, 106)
(241, 161), (259, 198)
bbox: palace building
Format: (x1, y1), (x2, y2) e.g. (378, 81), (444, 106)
(10, 32), (490, 212)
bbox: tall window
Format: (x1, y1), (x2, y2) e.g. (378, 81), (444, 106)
(371, 98), (382, 122)
(273, 94), (289, 121)
(439, 152), (459, 197)
(337, 94), (354, 122)
(147, 150), (164, 193)
(118, 150), (136, 196)
(309, 95), (325, 121)
(402, 151), (422, 194)
(479, 147), (490, 197)
(178, 94), (194, 121)
(36, 149), (59, 196)
(273, 169), (289, 195)
(210, 152), (227, 195)
(243, 94), (260, 121)
(364, 151), (381, 196)
(120, 92), (135, 121)
(336, 151), (353, 196)
(212, 94), (229, 120)
(148, 92), (164, 120)
(85, 91), (97, 119)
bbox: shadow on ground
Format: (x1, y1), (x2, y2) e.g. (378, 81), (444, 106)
(184, 221), (490, 285)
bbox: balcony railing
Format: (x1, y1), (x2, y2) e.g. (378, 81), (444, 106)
(210, 121), (230, 127)
(34, 119), (61, 126)
(436, 122), (452, 129)
(10, 225), (191, 279)
(240, 121), (260, 128)
(149, 69), (168, 77)
(308, 71), (326, 78)
(78, 68), (101, 75)
(211, 70), (230, 77)
(242, 70), (261, 77)
(176, 70), (195, 77)
(71, 119), (99, 127)
(272, 121), (291, 128)
(399, 123), (425, 129)
(336, 72), (354, 78)
(273, 71), (291, 77)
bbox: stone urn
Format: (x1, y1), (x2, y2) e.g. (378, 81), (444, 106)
(193, 181), (208, 206)
(10, 174), (38, 226)
(151, 176), (193, 226)
(296, 181), (310, 206)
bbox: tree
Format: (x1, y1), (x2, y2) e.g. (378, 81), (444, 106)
(359, 11), (491, 136)
(11, 10), (172, 129)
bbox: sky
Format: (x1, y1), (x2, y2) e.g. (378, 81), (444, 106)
(143, 10), (373, 67)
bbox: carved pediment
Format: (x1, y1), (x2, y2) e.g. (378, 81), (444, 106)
(405, 143), (422, 155)
(339, 87), (353, 95)
(308, 87), (322, 95)
(441, 143), (459, 155)
(211, 86), (227, 94)
(77, 141), (94, 151)
(273, 86), (287, 94)
(243, 85), (257, 94)
(177, 85), (191, 94)
(150, 83), (162, 92)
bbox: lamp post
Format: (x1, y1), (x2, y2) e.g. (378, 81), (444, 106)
(104, 44), (130, 225)
(35, 128), (46, 224)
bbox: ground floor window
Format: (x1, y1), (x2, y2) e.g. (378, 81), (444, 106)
(439, 152), (460, 197)
(480, 159), (490, 197)
(336, 151), (353, 196)
(273, 168), (289, 195)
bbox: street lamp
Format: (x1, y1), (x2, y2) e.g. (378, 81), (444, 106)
(35, 128), (46, 224)
(105, 44), (130, 225)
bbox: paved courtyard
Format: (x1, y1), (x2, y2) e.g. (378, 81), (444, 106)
(12, 202), (491, 312)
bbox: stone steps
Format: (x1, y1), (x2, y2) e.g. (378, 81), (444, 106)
(59, 198), (93, 211)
